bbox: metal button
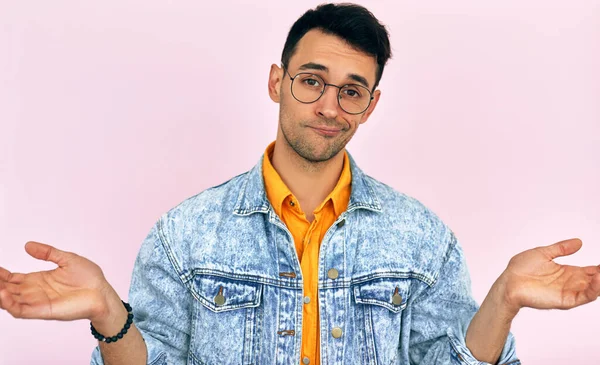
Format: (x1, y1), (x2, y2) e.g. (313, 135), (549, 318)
(302, 356), (310, 364)
(303, 296), (311, 304)
(327, 268), (339, 280)
(214, 294), (225, 306)
(331, 327), (343, 338)
(337, 219), (345, 228)
(392, 287), (402, 306)
(214, 286), (225, 306)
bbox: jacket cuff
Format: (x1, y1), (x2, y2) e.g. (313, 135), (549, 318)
(89, 330), (167, 365)
(447, 327), (521, 365)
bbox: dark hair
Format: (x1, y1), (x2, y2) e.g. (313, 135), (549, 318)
(281, 3), (392, 90)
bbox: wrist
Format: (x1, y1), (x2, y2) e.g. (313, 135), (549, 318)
(90, 287), (128, 332)
(491, 272), (521, 321)
(91, 300), (133, 343)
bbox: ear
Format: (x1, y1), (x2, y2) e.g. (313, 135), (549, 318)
(358, 89), (381, 125)
(268, 64), (284, 103)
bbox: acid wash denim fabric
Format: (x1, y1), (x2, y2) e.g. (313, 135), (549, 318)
(91, 152), (521, 365)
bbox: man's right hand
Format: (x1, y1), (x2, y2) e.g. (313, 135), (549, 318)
(1, 241), (149, 365)
(0, 241), (118, 324)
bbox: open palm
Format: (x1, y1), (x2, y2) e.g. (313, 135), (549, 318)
(0, 241), (112, 321)
(503, 238), (600, 311)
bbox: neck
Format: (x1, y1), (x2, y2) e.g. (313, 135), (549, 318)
(271, 139), (344, 213)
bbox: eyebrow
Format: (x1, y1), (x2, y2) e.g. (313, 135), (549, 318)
(297, 62), (371, 89)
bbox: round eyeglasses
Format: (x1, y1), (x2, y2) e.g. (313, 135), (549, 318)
(284, 69), (374, 115)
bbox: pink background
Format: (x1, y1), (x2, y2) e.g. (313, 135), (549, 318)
(1, 1), (599, 364)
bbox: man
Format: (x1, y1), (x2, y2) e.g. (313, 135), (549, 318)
(0, 3), (598, 365)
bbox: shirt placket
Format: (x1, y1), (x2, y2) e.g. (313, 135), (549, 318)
(300, 212), (324, 365)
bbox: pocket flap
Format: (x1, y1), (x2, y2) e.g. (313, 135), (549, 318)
(353, 278), (410, 313)
(192, 275), (262, 313)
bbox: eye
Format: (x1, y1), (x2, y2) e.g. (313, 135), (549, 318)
(342, 87), (362, 98)
(302, 77), (321, 88)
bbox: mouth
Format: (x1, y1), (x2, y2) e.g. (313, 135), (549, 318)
(309, 126), (343, 137)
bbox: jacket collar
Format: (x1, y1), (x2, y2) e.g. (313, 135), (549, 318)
(233, 150), (382, 216)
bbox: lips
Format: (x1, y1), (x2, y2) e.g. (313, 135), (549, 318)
(313, 126), (342, 132)
(311, 123), (345, 131)
(310, 126), (343, 137)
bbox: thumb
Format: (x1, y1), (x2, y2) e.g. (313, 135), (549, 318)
(24, 241), (73, 267)
(542, 238), (583, 260)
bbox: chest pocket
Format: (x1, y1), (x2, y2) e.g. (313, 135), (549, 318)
(189, 274), (263, 365)
(353, 277), (412, 365)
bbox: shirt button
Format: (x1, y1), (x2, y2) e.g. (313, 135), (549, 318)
(327, 268), (339, 280)
(331, 327), (343, 338)
(289, 200), (295, 206)
(303, 296), (311, 304)
(302, 356), (310, 364)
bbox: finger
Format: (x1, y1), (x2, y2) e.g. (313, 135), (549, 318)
(0, 291), (29, 318)
(572, 273), (600, 308)
(0, 267), (8, 281)
(24, 241), (73, 267)
(542, 238), (583, 260)
(587, 273), (600, 299)
(0, 281), (22, 295)
(583, 265), (600, 276)
(5, 280), (55, 306)
(0, 287), (49, 318)
(0, 267), (25, 284)
(0, 289), (18, 314)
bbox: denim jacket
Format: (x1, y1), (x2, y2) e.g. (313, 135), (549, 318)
(91, 152), (520, 365)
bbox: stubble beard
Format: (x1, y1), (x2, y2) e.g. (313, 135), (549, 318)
(279, 109), (349, 164)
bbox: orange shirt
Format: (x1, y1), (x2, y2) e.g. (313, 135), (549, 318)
(262, 141), (351, 365)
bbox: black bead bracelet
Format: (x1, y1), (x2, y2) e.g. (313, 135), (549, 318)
(90, 300), (134, 343)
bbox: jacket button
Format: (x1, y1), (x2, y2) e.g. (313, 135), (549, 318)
(336, 219), (345, 228)
(214, 293), (225, 306)
(302, 356), (310, 364)
(327, 268), (339, 280)
(331, 327), (343, 338)
(392, 293), (403, 306)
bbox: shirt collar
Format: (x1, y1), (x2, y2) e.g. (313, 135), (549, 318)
(233, 143), (381, 217)
(261, 141), (352, 218)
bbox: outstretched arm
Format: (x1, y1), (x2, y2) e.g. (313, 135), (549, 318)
(466, 238), (600, 363)
(0, 241), (148, 365)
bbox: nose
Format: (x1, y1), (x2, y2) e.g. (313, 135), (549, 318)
(315, 85), (339, 120)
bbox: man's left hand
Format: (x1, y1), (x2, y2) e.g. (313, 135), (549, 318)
(499, 238), (600, 315)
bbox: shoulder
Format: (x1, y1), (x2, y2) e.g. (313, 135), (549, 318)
(154, 171), (249, 243)
(169, 171), (248, 217)
(365, 174), (446, 230)
(362, 174), (458, 275)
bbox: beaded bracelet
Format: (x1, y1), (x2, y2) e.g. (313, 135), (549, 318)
(90, 300), (134, 343)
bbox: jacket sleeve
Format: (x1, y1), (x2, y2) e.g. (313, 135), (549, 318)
(408, 230), (521, 365)
(91, 216), (192, 365)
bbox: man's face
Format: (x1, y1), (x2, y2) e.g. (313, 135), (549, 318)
(268, 29), (381, 163)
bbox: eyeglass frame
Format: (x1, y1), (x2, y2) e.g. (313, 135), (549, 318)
(283, 67), (375, 115)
